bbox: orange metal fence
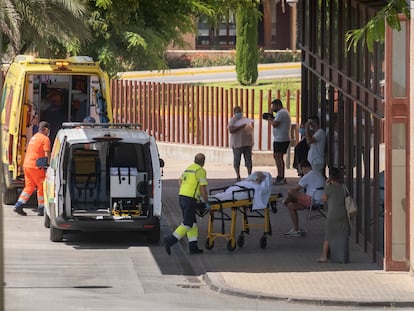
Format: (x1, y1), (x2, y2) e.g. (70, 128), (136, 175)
(111, 80), (301, 151)
(0, 75), (300, 151)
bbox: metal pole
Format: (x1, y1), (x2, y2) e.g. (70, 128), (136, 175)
(0, 5), (5, 310)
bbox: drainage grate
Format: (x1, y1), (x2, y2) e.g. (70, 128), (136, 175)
(176, 284), (203, 289)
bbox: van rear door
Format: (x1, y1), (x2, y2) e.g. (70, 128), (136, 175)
(45, 132), (67, 219)
(149, 137), (162, 217)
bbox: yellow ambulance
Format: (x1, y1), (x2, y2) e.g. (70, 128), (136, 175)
(1, 55), (112, 204)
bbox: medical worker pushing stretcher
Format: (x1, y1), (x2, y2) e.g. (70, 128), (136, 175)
(164, 153), (210, 255)
(13, 121), (51, 216)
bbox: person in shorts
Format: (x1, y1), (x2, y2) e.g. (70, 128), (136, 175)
(228, 106), (254, 181)
(265, 99), (291, 184)
(283, 160), (325, 236)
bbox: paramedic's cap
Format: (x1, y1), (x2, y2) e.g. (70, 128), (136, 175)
(83, 116), (96, 123)
(38, 121), (50, 130)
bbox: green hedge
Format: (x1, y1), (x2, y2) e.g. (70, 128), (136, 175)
(166, 50), (300, 69)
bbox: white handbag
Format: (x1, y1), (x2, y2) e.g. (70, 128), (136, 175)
(343, 184), (358, 222)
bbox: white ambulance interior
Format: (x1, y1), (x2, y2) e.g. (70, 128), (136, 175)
(63, 140), (154, 218)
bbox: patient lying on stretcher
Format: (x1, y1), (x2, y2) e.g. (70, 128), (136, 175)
(209, 171), (272, 210)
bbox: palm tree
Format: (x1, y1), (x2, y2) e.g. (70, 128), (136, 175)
(0, 0), (90, 59)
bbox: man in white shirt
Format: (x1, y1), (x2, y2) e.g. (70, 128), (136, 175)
(283, 160), (325, 236)
(265, 99), (291, 185)
(305, 116), (326, 176)
(228, 106), (254, 181)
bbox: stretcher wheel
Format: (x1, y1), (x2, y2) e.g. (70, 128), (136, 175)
(259, 235), (267, 249)
(237, 234), (245, 248)
(205, 238), (214, 250)
(227, 240), (236, 251)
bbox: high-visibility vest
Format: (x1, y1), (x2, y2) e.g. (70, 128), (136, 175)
(179, 163), (207, 200)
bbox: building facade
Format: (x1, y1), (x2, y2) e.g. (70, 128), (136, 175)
(176, 0), (296, 50)
(299, 0), (412, 272)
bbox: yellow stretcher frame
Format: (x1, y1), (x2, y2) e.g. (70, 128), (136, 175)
(200, 190), (282, 252)
(237, 193), (281, 249)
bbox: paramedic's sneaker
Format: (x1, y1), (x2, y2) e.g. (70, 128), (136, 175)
(273, 177), (287, 185)
(164, 237), (172, 255)
(13, 206), (27, 216)
(164, 235), (178, 256)
(284, 228), (302, 236)
(189, 241), (203, 254)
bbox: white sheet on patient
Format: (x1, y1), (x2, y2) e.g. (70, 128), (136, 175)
(209, 172), (272, 210)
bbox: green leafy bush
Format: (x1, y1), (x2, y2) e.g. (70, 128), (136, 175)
(258, 49), (301, 63)
(166, 50), (299, 69)
(168, 55), (192, 69)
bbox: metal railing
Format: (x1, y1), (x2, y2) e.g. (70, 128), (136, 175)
(110, 80), (301, 151)
(0, 76), (301, 150)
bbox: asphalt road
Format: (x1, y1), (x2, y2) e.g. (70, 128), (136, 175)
(2, 191), (346, 311)
(2, 160), (388, 311)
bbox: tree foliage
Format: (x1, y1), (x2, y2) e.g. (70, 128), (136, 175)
(1, 0), (214, 76)
(81, 0), (213, 77)
(0, 0), (265, 80)
(0, 0), (90, 58)
(346, 0), (410, 53)
(235, 1), (260, 86)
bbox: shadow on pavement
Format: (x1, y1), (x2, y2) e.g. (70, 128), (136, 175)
(160, 176), (380, 276)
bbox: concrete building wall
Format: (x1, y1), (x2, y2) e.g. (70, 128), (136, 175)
(157, 142), (276, 167)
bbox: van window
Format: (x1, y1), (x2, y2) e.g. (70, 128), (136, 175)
(4, 86), (14, 131)
(25, 74), (102, 143)
(49, 137), (62, 170)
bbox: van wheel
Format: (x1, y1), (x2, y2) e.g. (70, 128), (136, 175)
(50, 226), (63, 242)
(44, 213), (51, 229)
(3, 188), (18, 205)
(147, 223), (160, 244)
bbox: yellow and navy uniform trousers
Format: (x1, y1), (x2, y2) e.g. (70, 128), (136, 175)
(173, 195), (200, 244)
(164, 163), (207, 255)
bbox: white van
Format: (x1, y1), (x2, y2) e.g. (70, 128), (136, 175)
(43, 123), (163, 243)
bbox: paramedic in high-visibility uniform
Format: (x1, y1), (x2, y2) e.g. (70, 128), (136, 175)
(13, 121), (51, 216)
(164, 153), (210, 255)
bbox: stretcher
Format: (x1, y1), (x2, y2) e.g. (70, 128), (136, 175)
(197, 186), (282, 251)
(237, 193), (281, 249)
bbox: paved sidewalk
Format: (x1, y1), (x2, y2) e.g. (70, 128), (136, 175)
(205, 270), (414, 307)
(161, 159), (414, 307)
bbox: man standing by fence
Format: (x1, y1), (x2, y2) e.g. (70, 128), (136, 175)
(228, 106), (254, 181)
(265, 99), (291, 185)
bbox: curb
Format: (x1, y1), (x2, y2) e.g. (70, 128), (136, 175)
(203, 273), (414, 308)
